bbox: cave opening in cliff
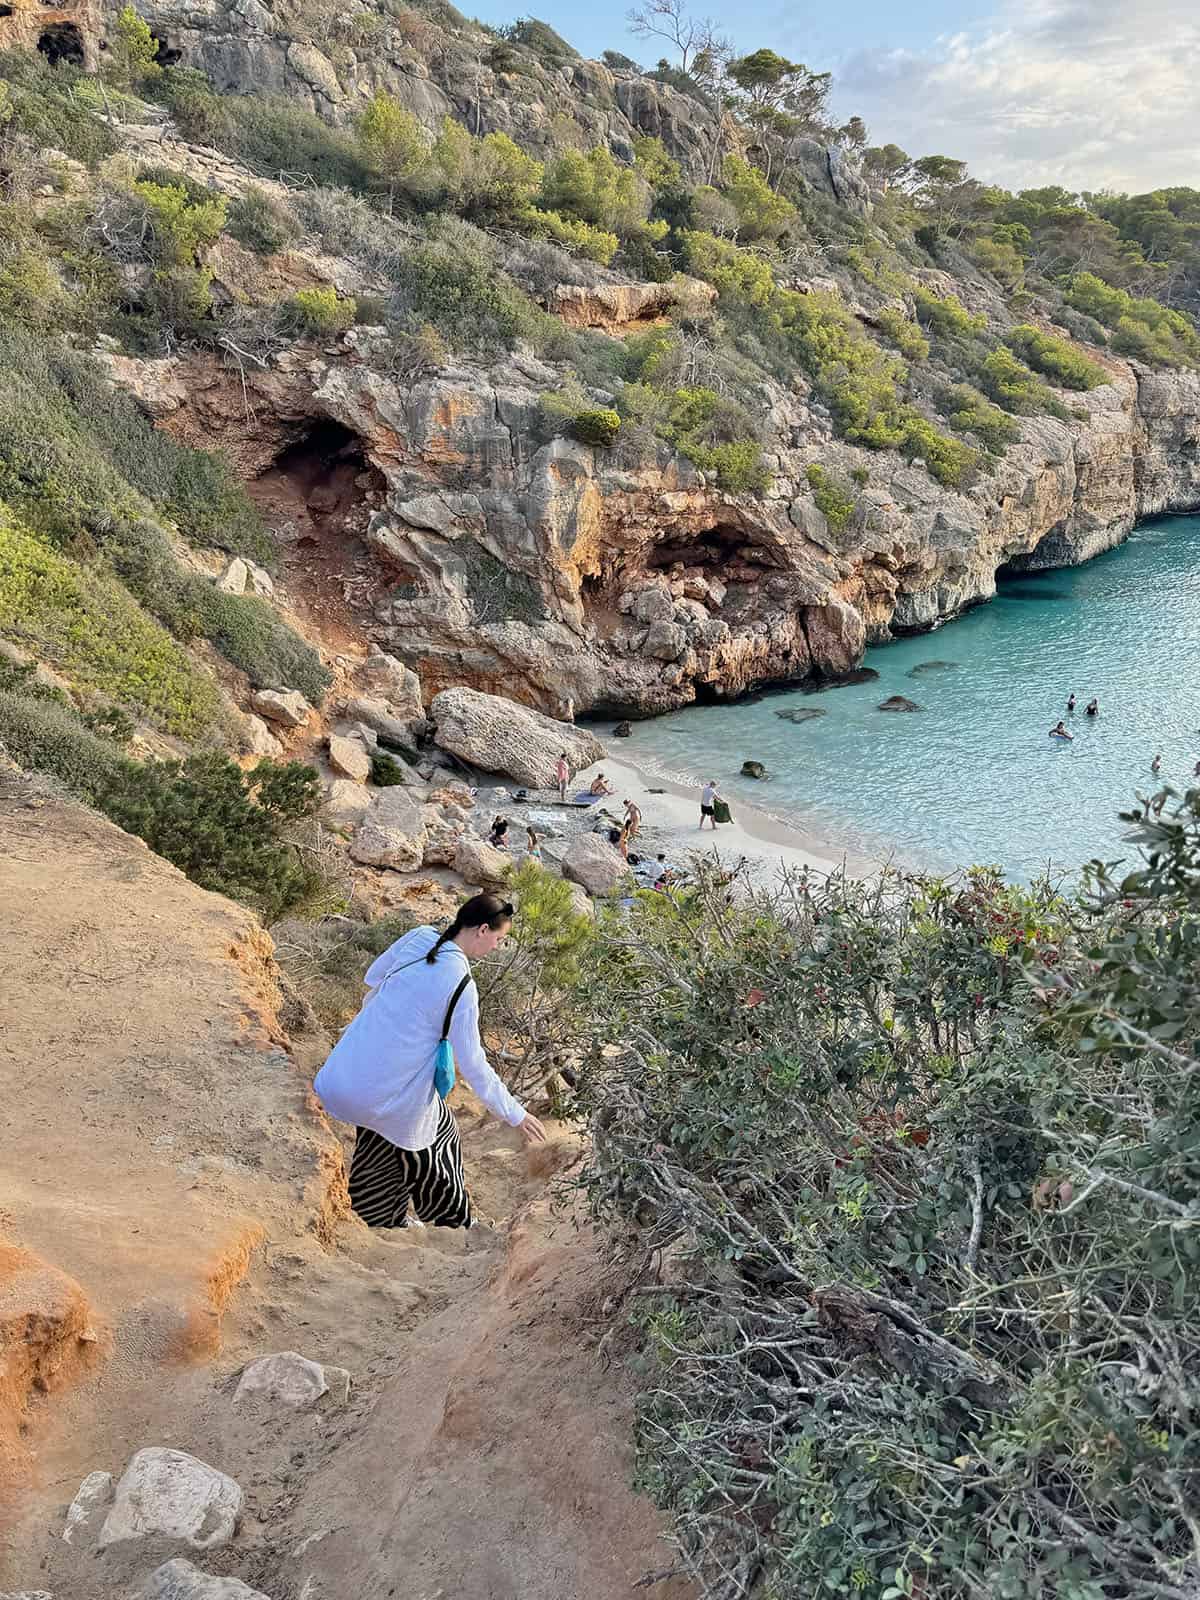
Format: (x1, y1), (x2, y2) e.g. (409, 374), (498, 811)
(647, 524), (759, 575)
(37, 21), (84, 65)
(253, 417), (385, 550)
(148, 28), (182, 65)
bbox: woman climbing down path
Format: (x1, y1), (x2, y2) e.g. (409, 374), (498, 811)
(314, 893), (547, 1230)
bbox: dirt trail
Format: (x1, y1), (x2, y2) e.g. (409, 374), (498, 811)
(0, 768), (687, 1600)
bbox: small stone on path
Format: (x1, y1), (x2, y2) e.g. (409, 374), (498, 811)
(234, 1351), (350, 1409)
(142, 1560), (273, 1600)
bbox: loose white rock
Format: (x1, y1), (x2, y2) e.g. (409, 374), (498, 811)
(234, 1351), (349, 1409)
(561, 834), (630, 897)
(216, 559), (249, 596)
(98, 1449), (243, 1551)
(430, 687), (604, 788)
(62, 1469), (114, 1545)
(327, 734), (371, 784)
(350, 787), (427, 870)
(245, 562), (275, 598)
(240, 714), (283, 760)
(452, 836), (513, 889)
(250, 688), (312, 729)
(322, 778), (372, 831)
(142, 1560), (272, 1600)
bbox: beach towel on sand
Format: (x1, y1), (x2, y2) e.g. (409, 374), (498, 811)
(571, 792), (604, 805)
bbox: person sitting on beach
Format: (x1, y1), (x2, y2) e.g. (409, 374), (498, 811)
(489, 816), (510, 849)
(1049, 722), (1073, 741)
(1066, 693), (1076, 713)
(525, 825), (542, 863)
(699, 779), (719, 831)
(622, 798), (642, 840)
(556, 751), (569, 803)
(1085, 698), (1099, 717)
(589, 772), (614, 797)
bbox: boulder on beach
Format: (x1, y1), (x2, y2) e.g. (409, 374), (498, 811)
(741, 761), (768, 779)
(907, 660), (960, 678)
(774, 707), (827, 723)
(430, 687), (604, 788)
(878, 695), (922, 713)
(561, 834), (630, 897)
(800, 668), (879, 695)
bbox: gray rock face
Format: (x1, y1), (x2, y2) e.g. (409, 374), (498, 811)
(561, 834), (629, 897)
(98, 1449), (243, 1551)
(62, 1470), (113, 1545)
(322, 778), (372, 831)
(431, 688), (604, 788)
(215, 558), (249, 596)
(142, 1560), (272, 1600)
(234, 1351), (349, 1408)
(327, 734), (371, 784)
(250, 688), (312, 728)
(350, 787), (428, 870)
(452, 835), (513, 889)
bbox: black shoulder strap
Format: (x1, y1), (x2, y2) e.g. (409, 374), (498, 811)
(441, 974), (471, 1042)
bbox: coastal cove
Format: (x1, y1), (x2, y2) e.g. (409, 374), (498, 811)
(605, 513), (1200, 883)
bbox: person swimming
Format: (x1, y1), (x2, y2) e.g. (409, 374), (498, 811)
(1151, 753), (1162, 775)
(1085, 698), (1099, 717)
(1066, 693), (1076, 713)
(1049, 721), (1074, 741)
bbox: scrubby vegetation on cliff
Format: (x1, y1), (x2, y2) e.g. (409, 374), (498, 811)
(573, 799), (1200, 1599)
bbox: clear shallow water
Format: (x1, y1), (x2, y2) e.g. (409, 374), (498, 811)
(616, 515), (1200, 882)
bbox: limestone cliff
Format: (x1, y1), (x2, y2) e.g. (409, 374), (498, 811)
(121, 318), (1200, 718)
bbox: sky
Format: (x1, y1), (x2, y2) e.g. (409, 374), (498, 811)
(468, 0), (1200, 194)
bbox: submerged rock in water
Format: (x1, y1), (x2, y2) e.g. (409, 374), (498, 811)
(741, 760), (768, 779)
(613, 721), (632, 737)
(774, 707), (828, 723)
(907, 660), (959, 677)
(878, 695), (922, 712)
(799, 668), (879, 694)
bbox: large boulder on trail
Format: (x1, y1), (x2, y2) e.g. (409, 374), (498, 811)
(350, 788), (427, 870)
(429, 688), (604, 788)
(561, 834), (630, 897)
(452, 835), (513, 889)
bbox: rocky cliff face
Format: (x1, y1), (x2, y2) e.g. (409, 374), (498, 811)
(128, 321), (1199, 718)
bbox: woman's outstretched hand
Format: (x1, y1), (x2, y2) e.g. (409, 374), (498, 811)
(519, 1112), (548, 1144)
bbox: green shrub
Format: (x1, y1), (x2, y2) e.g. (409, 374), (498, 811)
(432, 121), (542, 220)
(0, 686), (129, 801)
(516, 206), (618, 265)
(979, 345), (1070, 418)
(197, 589), (330, 703)
(133, 180), (228, 266)
(943, 383), (1021, 454)
(391, 237), (533, 352)
(680, 231), (775, 307)
(278, 286), (357, 338)
(720, 155), (796, 241)
(901, 414), (977, 487)
(0, 50), (119, 166)
(0, 505), (218, 735)
(805, 463), (856, 530)
(226, 186), (302, 255)
(108, 4), (162, 87)
(0, 250), (66, 330)
(572, 409), (621, 447)
(1004, 324), (1107, 390)
(912, 285), (986, 337)
(683, 439), (768, 492)
(370, 751), (408, 786)
(874, 307), (930, 361)
(1067, 273), (1200, 367)
(574, 811), (1200, 1600)
(539, 146), (650, 235)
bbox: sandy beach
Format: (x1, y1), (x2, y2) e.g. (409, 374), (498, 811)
(472, 745), (884, 891)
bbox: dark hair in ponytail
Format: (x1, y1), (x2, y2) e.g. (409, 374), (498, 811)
(426, 892), (515, 962)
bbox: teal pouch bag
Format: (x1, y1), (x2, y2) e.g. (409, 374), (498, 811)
(434, 975), (471, 1100)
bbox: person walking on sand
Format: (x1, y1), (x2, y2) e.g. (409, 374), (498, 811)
(555, 751), (569, 802)
(313, 893), (547, 1231)
(700, 778), (719, 830)
(1049, 721), (1073, 741)
(623, 797), (642, 841)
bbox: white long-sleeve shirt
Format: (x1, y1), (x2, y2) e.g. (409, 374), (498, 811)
(313, 926), (525, 1150)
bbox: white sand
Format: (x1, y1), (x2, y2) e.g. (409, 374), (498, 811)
(573, 752), (882, 884)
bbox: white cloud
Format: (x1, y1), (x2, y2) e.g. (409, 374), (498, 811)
(831, 0), (1200, 193)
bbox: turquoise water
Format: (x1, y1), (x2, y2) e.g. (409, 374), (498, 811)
(618, 514), (1200, 881)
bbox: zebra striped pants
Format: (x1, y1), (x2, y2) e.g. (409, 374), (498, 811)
(348, 1099), (472, 1229)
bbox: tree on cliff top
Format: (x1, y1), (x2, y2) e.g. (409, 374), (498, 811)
(626, 0), (725, 75)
